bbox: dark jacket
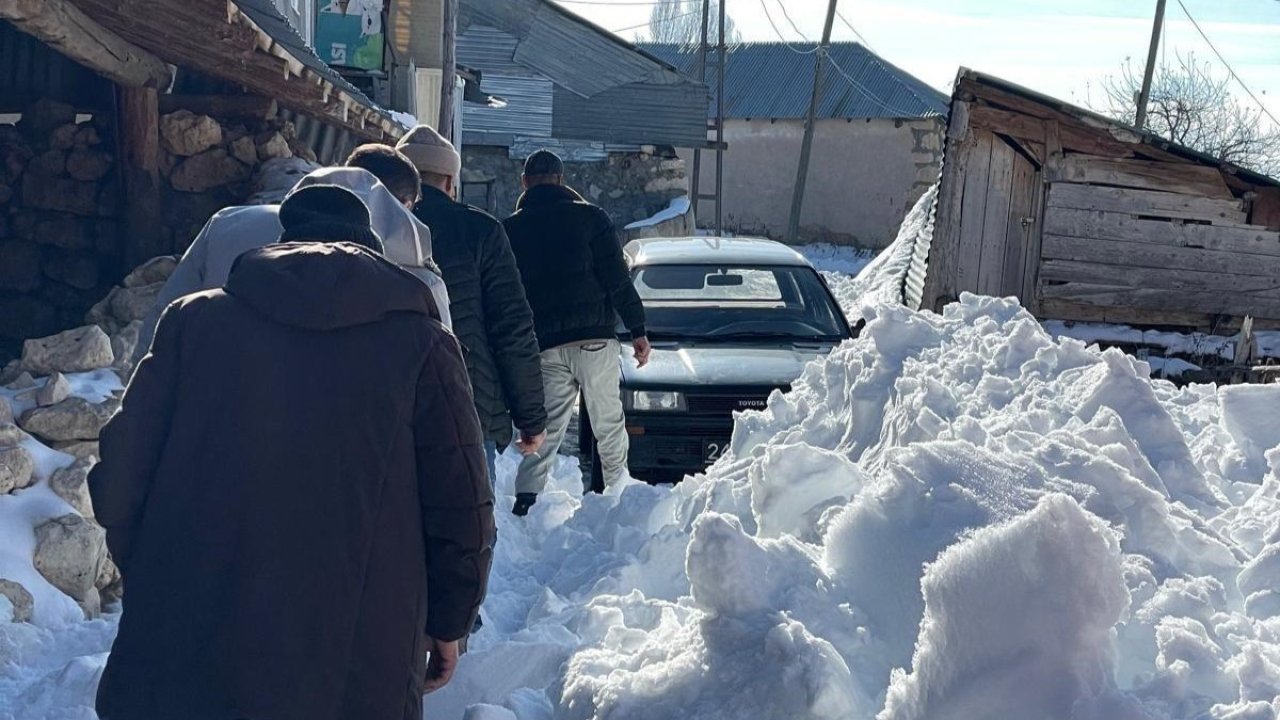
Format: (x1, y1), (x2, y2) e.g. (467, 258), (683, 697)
(88, 243), (494, 720)
(502, 184), (646, 350)
(413, 186), (545, 446)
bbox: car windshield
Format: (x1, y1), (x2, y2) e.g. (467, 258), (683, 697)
(629, 264), (847, 341)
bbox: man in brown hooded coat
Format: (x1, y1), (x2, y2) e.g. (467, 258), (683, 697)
(88, 185), (494, 720)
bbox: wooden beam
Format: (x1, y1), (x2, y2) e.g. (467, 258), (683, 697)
(0, 0), (171, 88)
(969, 105), (1132, 160)
(1044, 209), (1280, 259)
(1038, 298), (1240, 330)
(73, 0), (400, 142)
(159, 94), (278, 120)
(1046, 183), (1246, 224)
(1047, 155), (1234, 200)
(117, 86), (166, 268)
(1040, 283), (1280, 322)
(1040, 260), (1280, 296)
(1043, 233), (1280, 278)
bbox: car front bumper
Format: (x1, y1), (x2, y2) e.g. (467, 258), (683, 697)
(624, 412), (736, 478)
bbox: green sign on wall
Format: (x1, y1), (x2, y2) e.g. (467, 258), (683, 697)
(316, 0), (385, 71)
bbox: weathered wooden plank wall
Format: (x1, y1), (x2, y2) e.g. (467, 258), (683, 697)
(1036, 180), (1280, 325)
(927, 73), (1280, 329)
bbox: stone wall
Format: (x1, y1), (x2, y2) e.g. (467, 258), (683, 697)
(460, 145), (688, 229)
(0, 98), (317, 363)
(154, 109), (318, 258)
(0, 100), (122, 361)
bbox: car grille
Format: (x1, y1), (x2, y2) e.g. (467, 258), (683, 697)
(685, 390), (779, 415)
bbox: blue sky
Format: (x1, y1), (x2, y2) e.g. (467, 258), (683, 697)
(552, 0), (1280, 126)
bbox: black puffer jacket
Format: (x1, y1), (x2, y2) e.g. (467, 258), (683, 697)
(89, 243), (492, 720)
(503, 184), (646, 350)
(412, 187), (546, 446)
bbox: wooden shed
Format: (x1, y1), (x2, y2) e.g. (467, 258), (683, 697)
(921, 70), (1280, 330)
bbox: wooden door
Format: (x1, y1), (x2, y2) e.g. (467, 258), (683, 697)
(954, 132), (1041, 301)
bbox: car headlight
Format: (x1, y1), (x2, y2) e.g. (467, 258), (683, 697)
(625, 390), (686, 412)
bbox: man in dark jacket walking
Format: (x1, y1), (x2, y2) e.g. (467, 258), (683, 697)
(502, 150), (650, 516)
(398, 126), (546, 480)
(88, 185), (493, 720)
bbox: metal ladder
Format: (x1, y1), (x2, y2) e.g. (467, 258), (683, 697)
(690, 0), (727, 237)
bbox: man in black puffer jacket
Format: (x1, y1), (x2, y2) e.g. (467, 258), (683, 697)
(398, 126), (546, 478)
(503, 150), (650, 516)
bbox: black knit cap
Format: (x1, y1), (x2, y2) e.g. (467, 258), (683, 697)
(523, 149), (563, 177)
(278, 184), (384, 254)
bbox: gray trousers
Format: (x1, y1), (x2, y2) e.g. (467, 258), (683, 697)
(516, 339), (629, 494)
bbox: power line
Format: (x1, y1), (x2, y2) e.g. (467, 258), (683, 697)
(835, 8), (875, 51)
(773, 0), (810, 41)
(1174, 0), (1280, 128)
(610, 7), (700, 33)
(758, 0), (817, 53)
(826, 55), (920, 117)
(754, 0), (918, 117)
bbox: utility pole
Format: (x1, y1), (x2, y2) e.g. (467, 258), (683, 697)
(438, 0), (458, 141)
(690, 0), (726, 236)
(713, 0), (725, 236)
(1135, 0), (1167, 130)
(787, 0), (838, 243)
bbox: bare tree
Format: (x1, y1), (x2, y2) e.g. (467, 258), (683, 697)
(1097, 53), (1280, 177)
(646, 0), (740, 45)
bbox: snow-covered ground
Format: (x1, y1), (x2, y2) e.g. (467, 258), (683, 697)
(797, 243), (877, 278)
(6, 190), (1280, 718)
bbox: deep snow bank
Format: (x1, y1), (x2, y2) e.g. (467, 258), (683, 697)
(6, 294), (1280, 719)
(425, 294), (1280, 719)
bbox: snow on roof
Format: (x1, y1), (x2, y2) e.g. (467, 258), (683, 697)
(624, 235), (810, 267)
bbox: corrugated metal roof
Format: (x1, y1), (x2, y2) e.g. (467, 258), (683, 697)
(513, 8), (654, 97)
(637, 42), (948, 120)
(233, 0), (400, 126)
(461, 0), (690, 88)
(464, 74), (553, 138)
(457, 25), (534, 77)
(552, 81), (708, 146)
(457, 20), (707, 147)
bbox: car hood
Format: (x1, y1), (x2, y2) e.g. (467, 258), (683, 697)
(621, 343), (834, 387)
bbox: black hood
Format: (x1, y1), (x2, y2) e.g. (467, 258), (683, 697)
(224, 242), (438, 331)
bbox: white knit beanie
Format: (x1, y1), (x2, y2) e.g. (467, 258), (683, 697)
(396, 125), (462, 178)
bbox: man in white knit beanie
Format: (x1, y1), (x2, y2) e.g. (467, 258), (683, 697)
(398, 125), (547, 489)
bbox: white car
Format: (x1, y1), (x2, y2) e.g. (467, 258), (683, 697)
(579, 237), (853, 486)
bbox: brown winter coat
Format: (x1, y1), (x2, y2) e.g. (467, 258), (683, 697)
(88, 242), (494, 720)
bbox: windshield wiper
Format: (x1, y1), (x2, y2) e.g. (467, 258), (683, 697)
(704, 331), (837, 342)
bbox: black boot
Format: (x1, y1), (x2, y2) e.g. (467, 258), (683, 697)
(512, 492), (538, 517)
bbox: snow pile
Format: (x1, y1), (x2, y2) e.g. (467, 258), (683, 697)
(426, 293), (1279, 719)
(624, 196), (692, 231)
(7, 293), (1280, 719)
